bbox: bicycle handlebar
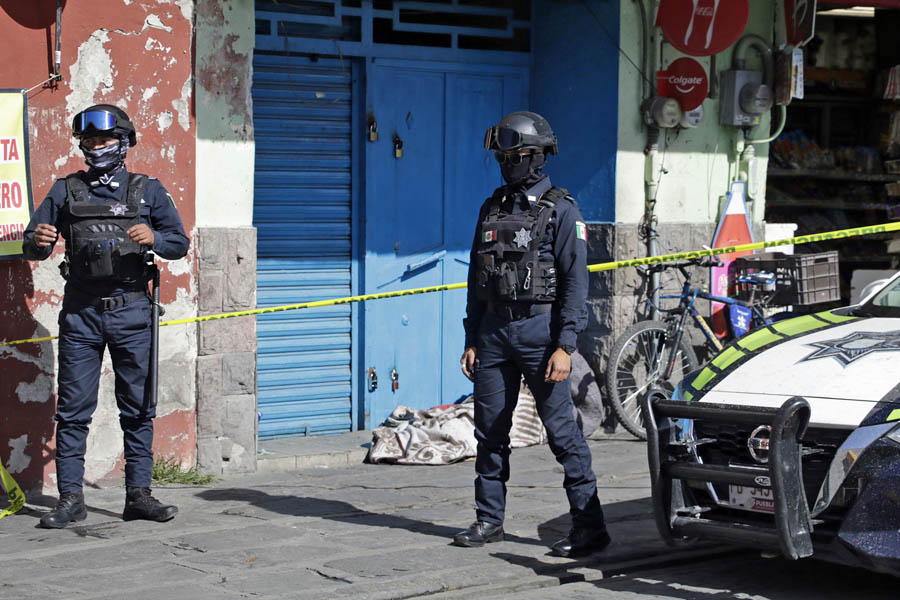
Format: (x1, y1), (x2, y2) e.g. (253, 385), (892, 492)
(637, 255), (723, 275)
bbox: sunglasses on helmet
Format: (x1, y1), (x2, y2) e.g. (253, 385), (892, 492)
(493, 151), (541, 165)
(73, 110), (117, 138)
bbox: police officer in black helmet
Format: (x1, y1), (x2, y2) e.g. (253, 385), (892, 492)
(453, 111), (610, 557)
(22, 104), (189, 528)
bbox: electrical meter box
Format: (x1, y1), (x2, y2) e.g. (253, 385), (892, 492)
(719, 70), (763, 127)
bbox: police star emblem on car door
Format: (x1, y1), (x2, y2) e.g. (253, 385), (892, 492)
(800, 330), (900, 367)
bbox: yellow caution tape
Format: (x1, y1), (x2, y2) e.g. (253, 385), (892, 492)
(1, 220), (898, 348)
(0, 461), (26, 520)
(587, 221), (900, 272)
(0, 221), (896, 505)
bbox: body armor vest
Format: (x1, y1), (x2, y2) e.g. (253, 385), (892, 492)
(64, 173), (148, 282)
(474, 186), (569, 303)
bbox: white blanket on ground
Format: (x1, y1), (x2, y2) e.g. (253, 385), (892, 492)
(367, 351), (605, 465)
(367, 390), (545, 465)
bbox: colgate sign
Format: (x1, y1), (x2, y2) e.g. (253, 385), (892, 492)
(657, 58), (708, 111)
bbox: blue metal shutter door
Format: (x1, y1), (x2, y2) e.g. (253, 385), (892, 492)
(252, 54), (356, 438)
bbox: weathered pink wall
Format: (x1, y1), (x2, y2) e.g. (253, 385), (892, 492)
(0, 0), (196, 492)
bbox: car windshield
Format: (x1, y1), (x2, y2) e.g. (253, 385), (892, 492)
(860, 273), (900, 317)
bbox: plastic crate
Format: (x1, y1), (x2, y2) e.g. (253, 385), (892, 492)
(733, 251), (840, 306)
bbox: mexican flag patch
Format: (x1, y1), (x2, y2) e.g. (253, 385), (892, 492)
(482, 230), (497, 243)
(575, 221), (586, 241)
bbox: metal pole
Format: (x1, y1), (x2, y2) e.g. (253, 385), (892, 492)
(149, 263), (160, 408)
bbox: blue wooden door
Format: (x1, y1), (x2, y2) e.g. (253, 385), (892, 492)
(364, 60), (527, 427)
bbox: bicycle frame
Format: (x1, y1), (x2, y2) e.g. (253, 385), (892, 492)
(649, 264), (771, 379)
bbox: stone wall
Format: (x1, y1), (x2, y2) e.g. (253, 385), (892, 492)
(196, 227), (258, 474)
(583, 221), (765, 393)
(583, 222), (717, 392)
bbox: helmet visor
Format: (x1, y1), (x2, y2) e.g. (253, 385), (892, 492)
(484, 126), (545, 152)
(74, 110), (116, 137)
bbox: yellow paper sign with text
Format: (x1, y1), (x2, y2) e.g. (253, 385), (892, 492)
(0, 90), (34, 259)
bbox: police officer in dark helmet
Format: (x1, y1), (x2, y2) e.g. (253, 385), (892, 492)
(453, 111), (610, 557)
(22, 104), (189, 528)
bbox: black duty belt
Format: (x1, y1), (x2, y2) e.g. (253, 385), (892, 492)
(487, 302), (552, 322)
(66, 288), (147, 312)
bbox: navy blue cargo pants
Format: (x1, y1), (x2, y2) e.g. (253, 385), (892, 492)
(55, 292), (155, 493)
(473, 310), (606, 528)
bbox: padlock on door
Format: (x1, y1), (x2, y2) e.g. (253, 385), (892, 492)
(393, 135), (403, 159)
(367, 115), (378, 142)
(390, 368), (399, 392)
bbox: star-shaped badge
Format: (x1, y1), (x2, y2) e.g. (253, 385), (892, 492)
(514, 227), (533, 248)
(109, 203), (128, 216)
(800, 329), (900, 367)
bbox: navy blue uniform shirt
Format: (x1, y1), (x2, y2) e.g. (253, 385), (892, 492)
(22, 167), (189, 295)
(464, 175), (588, 350)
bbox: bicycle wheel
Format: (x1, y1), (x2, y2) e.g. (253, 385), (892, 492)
(605, 320), (699, 440)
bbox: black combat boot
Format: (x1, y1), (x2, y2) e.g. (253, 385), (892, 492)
(123, 487), (178, 522)
(39, 491), (88, 529)
(452, 521), (504, 547)
(550, 525), (611, 557)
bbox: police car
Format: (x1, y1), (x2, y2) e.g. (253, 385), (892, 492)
(643, 270), (900, 575)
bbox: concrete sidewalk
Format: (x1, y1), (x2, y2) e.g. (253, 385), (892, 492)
(0, 432), (711, 600)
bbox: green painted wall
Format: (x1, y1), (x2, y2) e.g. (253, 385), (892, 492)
(616, 1), (776, 227)
(195, 0), (256, 228)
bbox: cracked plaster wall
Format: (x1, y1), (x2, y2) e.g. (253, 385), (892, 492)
(0, 0), (197, 492)
(193, 1), (258, 475)
(195, 0), (254, 228)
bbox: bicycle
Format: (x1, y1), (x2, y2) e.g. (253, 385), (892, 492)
(604, 256), (780, 440)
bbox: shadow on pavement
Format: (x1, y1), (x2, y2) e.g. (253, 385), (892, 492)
(22, 493), (129, 526)
(587, 551), (900, 599)
(195, 488), (547, 547)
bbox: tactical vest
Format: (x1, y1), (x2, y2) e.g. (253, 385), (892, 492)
(474, 186), (569, 303)
(64, 172), (148, 282)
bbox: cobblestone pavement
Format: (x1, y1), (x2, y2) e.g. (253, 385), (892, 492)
(1, 433), (895, 599)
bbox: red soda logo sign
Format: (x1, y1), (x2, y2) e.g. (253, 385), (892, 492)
(656, 0), (749, 57)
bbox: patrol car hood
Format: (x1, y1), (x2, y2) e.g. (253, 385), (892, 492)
(696, 317), (900, 428)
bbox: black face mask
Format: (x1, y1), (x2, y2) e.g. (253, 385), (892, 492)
(500, 152), (546, 186)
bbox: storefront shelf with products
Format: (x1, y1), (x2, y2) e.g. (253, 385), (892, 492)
(767, 168), (900, 183)
(765, 200), (897, 212)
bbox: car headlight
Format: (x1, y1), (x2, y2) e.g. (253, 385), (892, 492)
(885, 422), (900, 446)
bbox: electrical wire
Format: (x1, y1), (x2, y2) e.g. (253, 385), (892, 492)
(24, 75), (59, 95)
(583, 0), (655, 95)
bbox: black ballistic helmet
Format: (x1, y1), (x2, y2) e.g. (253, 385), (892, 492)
(484, 111), (558, 155)
(72, 104), (137, 147)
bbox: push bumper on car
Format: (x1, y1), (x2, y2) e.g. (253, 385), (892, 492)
(642, 391), (814, 560)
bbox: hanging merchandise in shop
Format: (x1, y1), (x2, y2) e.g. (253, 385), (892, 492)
(655, 0), (749, 56)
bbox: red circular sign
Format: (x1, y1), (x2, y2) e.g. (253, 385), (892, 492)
(656, 0), (749, 57)
(658, 57), (709, 111)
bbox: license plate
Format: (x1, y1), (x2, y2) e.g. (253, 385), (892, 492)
(728, 485), (775, 513)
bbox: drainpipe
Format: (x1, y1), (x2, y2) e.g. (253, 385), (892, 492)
(637, 0), (661, 318)
(644, 127), (661, 320)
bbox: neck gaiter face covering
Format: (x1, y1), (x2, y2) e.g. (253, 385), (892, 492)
(500, 152), (546, 187)
(82, 139), (127, 173)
